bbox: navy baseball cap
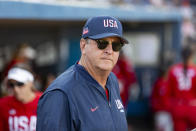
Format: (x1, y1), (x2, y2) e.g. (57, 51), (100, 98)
(82, 16), (128, 44)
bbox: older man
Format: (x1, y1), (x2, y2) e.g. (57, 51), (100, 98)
(36, 16), (129, 131)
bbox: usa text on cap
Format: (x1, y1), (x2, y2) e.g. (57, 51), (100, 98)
(82, 16), (128, 44)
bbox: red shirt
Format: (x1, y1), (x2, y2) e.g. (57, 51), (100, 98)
(105, 88), (109, 101)
(0, 92), (41, 131)
(151, 77), (170, 112)
(167, 63), (196, 106)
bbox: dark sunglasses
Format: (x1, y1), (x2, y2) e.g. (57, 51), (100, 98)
(95, 39), (124, 52)
(7, 81), (25, 88)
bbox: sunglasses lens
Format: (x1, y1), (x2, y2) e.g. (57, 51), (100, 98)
(95, 39), (124, 52)
(112, 42), (124, 52)
(7, 82), (24, 88)
(96, 40), (109, 50)
(17, 82), (24, 87)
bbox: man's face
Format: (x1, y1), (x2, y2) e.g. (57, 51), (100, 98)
(82, 37), (122, 71)
(7, 80), (33, 102)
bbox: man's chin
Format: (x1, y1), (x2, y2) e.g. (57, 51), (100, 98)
(98, 65), (113, 72)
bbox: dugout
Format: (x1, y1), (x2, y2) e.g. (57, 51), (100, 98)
(0, 1), (182, 129)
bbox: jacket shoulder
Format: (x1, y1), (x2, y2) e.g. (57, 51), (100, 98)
(44, 65), (81, 94)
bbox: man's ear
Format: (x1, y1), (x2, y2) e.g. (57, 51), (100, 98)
(80, 38), (87, 54)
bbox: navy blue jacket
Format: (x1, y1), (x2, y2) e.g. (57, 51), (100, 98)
(36, 64), (128, 131)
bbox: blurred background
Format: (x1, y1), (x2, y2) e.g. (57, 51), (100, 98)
(0, 0), (196, 130)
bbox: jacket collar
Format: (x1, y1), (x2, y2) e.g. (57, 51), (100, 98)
(74, 63), (112, 94)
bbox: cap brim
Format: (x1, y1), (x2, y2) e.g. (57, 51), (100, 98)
(88, 33), (129, 44)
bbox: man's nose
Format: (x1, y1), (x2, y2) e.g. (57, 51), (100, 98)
(104, 43), (113, 54)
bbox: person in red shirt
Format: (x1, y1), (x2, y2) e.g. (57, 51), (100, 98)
(0, 64), (41, 131)
(151, 67), (173, 131)
(167, 44), (196, 131)
(112, 52), (138, 108)
(0, 44), (36, 97)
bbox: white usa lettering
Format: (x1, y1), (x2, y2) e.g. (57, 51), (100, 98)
(115, 99), (123, 109)
(115, 99), (124, 113)
(19, 116), (28, 130)
(9, 116), (37, 131)
(103, 19), (118, 28)
(174, 67), (195, 90)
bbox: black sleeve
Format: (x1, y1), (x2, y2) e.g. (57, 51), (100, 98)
(36, 90), (74, 131)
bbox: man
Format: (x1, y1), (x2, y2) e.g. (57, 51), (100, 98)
(36, 16), (129, 131)
(0, 64), (41, 131)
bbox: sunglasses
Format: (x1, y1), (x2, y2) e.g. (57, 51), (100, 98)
(94, 39), (124, 52)
(7, 81), (25, 88)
